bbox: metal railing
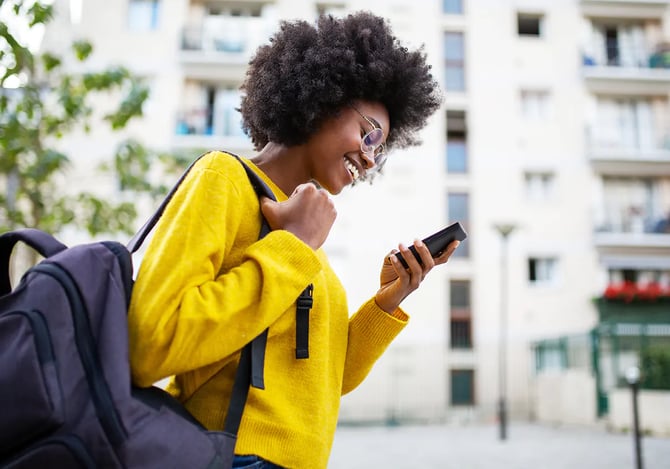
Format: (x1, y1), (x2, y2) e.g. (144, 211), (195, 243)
(585, 124), (670, 154)
(582, 43), (670, 69)
(181, 16), (274, 56)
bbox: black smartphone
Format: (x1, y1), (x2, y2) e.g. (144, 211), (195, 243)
(394, 222), (467, 268)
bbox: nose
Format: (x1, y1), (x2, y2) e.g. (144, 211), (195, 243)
(359, 150), (377, 170)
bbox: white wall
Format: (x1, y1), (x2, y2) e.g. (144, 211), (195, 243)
(533, 370), (598, 426)
(609, 389), (670, 437)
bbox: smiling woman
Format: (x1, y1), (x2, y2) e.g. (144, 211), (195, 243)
(128, 11), (452, 469)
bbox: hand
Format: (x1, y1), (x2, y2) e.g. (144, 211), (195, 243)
(260, 183), (337, 250)
(375, 239), (461, 313)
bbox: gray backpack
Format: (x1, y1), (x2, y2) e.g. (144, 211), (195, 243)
(0, 154), (313, 468)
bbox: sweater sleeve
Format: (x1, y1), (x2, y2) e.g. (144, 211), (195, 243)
(128, 154), (323, 387)
(340, 298), (409, 395)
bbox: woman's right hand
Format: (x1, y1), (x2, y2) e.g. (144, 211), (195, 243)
(260, 183), (337, 250)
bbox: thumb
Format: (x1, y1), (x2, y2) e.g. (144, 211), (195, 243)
(260, 196), (277, 215)
(259, 196), (280, 228)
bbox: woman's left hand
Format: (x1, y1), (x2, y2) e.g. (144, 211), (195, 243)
(375, 239), (460, 314)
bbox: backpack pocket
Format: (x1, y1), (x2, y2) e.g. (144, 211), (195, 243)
(0, 310), (64, 455)
(1, 434), (95, 469)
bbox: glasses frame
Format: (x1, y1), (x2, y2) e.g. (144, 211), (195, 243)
(351, 106), (387, 172)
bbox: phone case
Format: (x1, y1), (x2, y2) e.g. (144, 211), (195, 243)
(395, 222), (467, 268)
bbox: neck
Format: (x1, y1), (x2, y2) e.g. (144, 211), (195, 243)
(250, 142), (311, 195)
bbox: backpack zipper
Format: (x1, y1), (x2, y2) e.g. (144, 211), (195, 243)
(29, 263), (126, 447)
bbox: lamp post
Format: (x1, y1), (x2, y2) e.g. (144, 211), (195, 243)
(494, 223), (516, 441)
(625, 366), (644, 469)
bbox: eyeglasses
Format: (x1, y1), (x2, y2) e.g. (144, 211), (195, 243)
(351, 106), (387, 173)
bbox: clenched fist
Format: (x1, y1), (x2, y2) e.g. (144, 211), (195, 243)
(260, 183), (337, 250)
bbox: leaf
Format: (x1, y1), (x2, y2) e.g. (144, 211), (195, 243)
(41, 52), (61, 71)
(26, 1), (54, 27)
(72, 40), (93, 61)
(106, 82), (149, 129)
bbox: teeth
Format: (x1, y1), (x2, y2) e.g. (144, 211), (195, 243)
(345, 159), (359, 181)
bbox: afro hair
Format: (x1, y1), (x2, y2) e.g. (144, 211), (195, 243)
(239, 11), (442, 151)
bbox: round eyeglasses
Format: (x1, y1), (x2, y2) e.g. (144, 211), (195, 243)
(352, 106), (387, 172)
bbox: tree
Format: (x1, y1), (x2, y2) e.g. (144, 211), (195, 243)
(0, 0), (182, 246)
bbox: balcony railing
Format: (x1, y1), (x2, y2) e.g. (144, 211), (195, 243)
(181, 16), (274, 58)
(175, 109), (246, 139)
(586, 124), (670, 159)
(583, 43), (670, 69)
(596, 214), (670, 235)
(594, 296), (670, 324)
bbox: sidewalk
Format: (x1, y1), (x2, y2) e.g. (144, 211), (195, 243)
(329, 422), (670, 469)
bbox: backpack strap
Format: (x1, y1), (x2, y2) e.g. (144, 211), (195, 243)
(0, 228), (68, 295)
(126, 154), (207, 254)
(126, 152), (315, 457)
(233, 155), (314, 361)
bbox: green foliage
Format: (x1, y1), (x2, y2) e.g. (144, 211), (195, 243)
(640, 346), (670, 390)
(0, 0), (181, 240)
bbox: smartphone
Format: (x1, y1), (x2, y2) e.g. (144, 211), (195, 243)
(394, 222), (467, 268)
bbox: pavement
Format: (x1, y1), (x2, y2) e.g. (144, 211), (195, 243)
(328, 422), (670, 469)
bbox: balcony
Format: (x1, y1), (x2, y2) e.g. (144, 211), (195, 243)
(586, 125), (670, 176)
(582, 43), (670, 94)
(172, 109), (253, 154)
(581, 0), (670, 20)
(180, 15), (275, 79)
(594, 226), (670, 263)
(594, 293), (670, 324)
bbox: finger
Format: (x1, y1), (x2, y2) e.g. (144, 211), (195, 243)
(388, 250), (408, 278)
(259, 196), (276, 212)
(435, 240), (461, 264)
(413, 239), (435, 271)
(398, 243), (422, 282)
(292, 182), (316, 196)
(383, 249), (399, 265)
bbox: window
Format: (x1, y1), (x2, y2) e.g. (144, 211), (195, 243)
(216, 87), (245, 137)
(448, 193), (469, 257)
(128, 0), (160, 31)
(517, 13), (543, 37)
(592, 97), (664, 152)
(525, 172), (555, 202)
(528, 257), (558, 285)
(599, 177), (664, 234)
(450, 280), (472, 349)
(443, 0), (463, 14)
(520, 90), (550, 120)
(176, 83), (246, 138)
(446, 111), (467, 173)
(444, 32), (465, 91)
(450, 369), (475, 405)
(587, 22), (650, 68)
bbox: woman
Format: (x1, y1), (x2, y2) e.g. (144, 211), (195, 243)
(128, 11), (456, 469)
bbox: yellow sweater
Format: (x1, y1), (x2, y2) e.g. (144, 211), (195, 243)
(128, 151), (408, 468)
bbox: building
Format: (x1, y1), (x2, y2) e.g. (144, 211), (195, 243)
(35, 0), (670, 427)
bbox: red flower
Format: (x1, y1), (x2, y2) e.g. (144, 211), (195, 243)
(603, 281), (670, 302)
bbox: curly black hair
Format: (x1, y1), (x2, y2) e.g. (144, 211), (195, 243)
(239, 11), (442, 151)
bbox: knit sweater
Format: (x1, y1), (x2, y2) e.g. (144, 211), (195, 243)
(127, 151), (408, 468)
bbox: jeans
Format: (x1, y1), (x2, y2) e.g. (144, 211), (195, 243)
(232, 454), (285, 469)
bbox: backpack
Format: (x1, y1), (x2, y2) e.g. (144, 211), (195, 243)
(0, 153), (313, 468)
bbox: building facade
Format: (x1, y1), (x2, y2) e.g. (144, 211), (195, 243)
(37, 0), (670, 425)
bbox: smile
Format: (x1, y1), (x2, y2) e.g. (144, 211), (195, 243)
(344, 157), (360, 181)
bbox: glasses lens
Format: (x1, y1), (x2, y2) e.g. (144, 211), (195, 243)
(374, 152), (387, 169)
(361, 128), (383, 153)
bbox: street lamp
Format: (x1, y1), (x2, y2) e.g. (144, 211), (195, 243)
(494, 223), (516, 441)
(625, 366), (644, 469)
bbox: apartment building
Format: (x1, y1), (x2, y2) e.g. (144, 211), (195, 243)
(36, 0), (670, 427)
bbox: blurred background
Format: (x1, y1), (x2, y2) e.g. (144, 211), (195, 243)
(2, 0), (670, 463)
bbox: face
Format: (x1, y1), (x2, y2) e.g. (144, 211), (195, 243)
(304, 101), (390, 194)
